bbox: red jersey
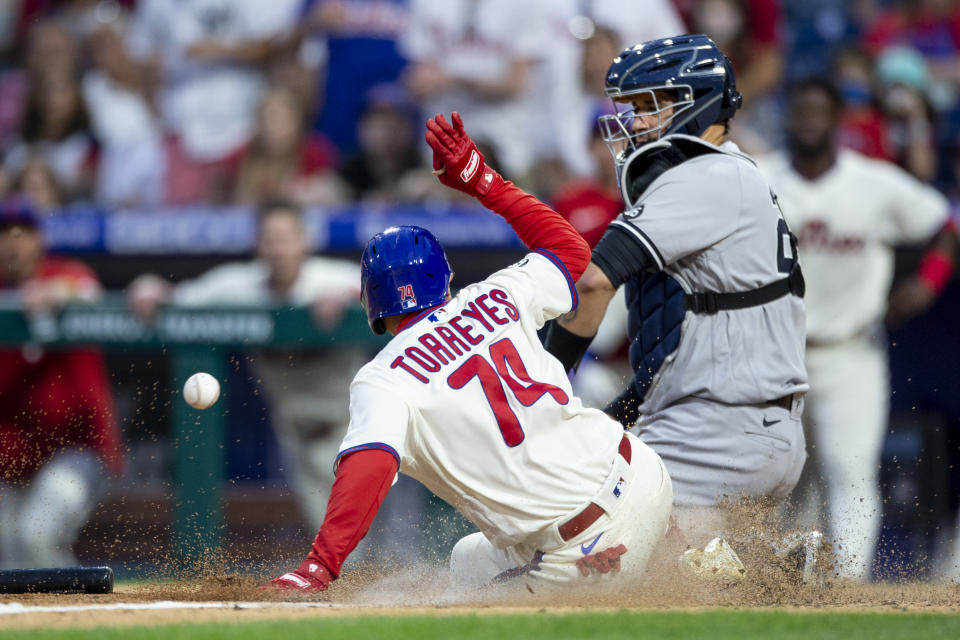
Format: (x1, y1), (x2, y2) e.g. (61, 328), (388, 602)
(0, 258), (123, 479)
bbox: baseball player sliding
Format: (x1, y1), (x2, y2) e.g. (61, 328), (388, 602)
(756, 77), (958, 581)
(266, 113), (673, 592)
(545, 34), (809, 535)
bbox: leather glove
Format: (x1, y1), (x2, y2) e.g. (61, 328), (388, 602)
(264, 556), (333, 592)
(425, 112), (502, 198)
(576, 544), (627, 577)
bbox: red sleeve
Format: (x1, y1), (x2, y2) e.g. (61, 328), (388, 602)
(37, 258), (102, 295)
(307, 448), (398, 577)
(480, 180), (592, 281)
(916, 218), (958, 295)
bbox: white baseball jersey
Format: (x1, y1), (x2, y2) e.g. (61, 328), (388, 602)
(612, 136), (809, 412)
(171, 257), (359, 306)
(756, 149), (949, 343)
(338, 251), (625, 548)
(401, 0), (551, 176)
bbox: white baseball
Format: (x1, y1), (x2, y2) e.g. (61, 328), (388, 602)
(183, 372), (221, 410)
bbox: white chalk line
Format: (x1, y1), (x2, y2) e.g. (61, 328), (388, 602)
(0, 601), (349, 615)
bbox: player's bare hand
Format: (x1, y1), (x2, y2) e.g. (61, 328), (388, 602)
(886, 276), (936, 328)
(261, 559), (333, 593)
(425, 112), (501, 199)
(576, 544), (627, 577)
(310, 287), (358, 330)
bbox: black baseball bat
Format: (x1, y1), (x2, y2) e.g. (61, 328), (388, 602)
(0, 566), (113, 594)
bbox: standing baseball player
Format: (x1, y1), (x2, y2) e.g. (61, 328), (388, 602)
(544, 34), (809, 531)
(265, 113), (673, 592)
(755, 77), (957, 581)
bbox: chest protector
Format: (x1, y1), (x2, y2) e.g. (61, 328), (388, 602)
(625, 270), (686, 400)
(621, 136), (805, 401)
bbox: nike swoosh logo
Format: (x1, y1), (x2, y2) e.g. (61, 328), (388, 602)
(762, 418), (782, 427)
(581, 532), (603, 555)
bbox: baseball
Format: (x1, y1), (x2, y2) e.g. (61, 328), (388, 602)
(183, 372), (220, 410)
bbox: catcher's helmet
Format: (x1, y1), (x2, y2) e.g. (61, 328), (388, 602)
(598, 34), (742, 162)
(361, 225), (452, 334)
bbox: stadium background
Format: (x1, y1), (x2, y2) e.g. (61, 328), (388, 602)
(0, 0), (958, 583)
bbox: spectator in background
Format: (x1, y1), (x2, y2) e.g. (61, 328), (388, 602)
(126, 0), (302, 204)
(401, 0), (550, 181)
(535, 0), (685, 182)
(338, 83), (431, 203)
(681, 0), (782, 103)
(127, 200), (363, 531)
(51, 0), (134, 41)
(681, 0), (785, 153)
(756, 78), (958, 581)
(0, 1), (51, 62)
(529, 25), (623, 200)
(864, 0), (960, 88)
(12, 156), (63, 211)
(0, 199), (124, 568)
(82, 13), (166, 208)
(834, 46), (895, 161)
(301, 0), (409, 154)
(232, 87), (347, 206)
(553, 112), (621, 250)
(580, 26), (625, 104)
(0, 18), (78, 145)
(779, 1), (860, 83)
(5, 68), (97, 203)
(875, 46), (940, 183)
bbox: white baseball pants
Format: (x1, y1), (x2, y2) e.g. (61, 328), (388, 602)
(803, 336), (888, 581)
(449, 433), (672, 588)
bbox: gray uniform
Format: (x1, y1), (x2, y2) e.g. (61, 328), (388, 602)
(606, 135), (808, 507)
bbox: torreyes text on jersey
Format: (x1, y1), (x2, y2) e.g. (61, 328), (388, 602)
(390, 289), (520, 383)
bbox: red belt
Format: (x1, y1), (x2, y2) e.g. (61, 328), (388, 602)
(558, 435), (632, 542)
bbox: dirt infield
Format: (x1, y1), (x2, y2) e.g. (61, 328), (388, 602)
(3, 564), (960, 631)
(4, 503), (960, 631)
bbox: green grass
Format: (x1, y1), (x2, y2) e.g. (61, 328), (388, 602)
(3, 610), (960, 640)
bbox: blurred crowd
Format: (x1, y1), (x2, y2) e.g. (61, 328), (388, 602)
(0, 1), (959, 214)
(2, 0), (960, 578)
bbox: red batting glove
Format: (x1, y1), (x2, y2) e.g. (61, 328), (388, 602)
(576, 544), (627, 577)
(263, 556), (334, 592)
(425, 112), (503, 199)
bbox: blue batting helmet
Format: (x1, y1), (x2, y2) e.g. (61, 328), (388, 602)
(361, 225), (452, 335)
(597, 34), (742, 161)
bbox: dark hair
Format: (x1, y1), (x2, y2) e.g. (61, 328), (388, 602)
(787, 76), (844, 110)
(21, 72), (90, 143)
(257, 198), (303, 224)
